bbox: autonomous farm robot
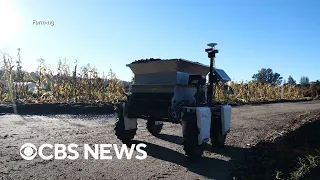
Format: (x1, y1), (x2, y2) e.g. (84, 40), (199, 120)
(114, 43), (231, 158)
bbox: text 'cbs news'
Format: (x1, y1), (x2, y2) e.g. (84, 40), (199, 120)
(20, 143), (147, 160)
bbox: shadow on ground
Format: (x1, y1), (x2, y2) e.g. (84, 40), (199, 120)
(157, 134), (249, 160)
(0, 103), (115, 115)
(130, 135), (250, 180)
(156, 134), (184, 145)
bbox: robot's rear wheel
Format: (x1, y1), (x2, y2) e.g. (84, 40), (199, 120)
(114, 103), (137, 143)
(146, 121), (163, 136)
(211, 132), (226, 147)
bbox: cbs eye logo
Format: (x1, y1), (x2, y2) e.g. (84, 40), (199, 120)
(20, 143), (37, 160)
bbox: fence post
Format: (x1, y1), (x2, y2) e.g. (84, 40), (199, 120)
(281, 84), (284, 100)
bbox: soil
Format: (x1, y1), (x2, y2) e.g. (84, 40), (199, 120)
(233, 108), (320, 180)
(0, 100), (320, 180)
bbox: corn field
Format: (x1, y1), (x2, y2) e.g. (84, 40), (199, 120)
(0, 53), (126, 104)
(0, 52), (317, 104)
(214, 81), (305, 103)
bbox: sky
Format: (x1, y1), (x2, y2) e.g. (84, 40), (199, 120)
(0, 0), (319, 82)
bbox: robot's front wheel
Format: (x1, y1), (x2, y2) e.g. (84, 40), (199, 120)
(114, 103), (137, 143)
(182, 112), (204, 159)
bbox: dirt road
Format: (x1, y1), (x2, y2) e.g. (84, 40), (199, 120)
(1, 101), (320, 180)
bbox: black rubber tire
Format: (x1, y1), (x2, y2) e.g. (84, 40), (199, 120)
(211, 131), (226, 147)
(182, 111), (204, 159)
(146, 121), (163, 136)
(210, 111), (226, 147)
(114, 103), (137, 143)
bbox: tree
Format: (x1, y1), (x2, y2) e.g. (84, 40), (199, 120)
(313, 80), (320, 86)
(287, 75), (296, 85)
(300, 76), (309, 86)
(252, 68), (283, 86)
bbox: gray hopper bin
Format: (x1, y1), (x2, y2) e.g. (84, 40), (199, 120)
(127, 59), (210, 76)
(127, 59), (230, 85)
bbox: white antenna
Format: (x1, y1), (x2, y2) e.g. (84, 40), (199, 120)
(206, 43), (218, 67)
(207, 43), (217, 48)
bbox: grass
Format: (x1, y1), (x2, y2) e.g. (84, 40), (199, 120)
(274, 151), (320, 180)
(289, 153), (319, 179)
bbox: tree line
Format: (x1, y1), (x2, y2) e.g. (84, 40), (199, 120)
(252, 68), (319, 87)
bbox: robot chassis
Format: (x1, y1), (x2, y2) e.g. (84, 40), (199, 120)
(114, 43), (232, 158)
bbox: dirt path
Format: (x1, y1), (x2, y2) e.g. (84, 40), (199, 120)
(1, 101), (320, 180)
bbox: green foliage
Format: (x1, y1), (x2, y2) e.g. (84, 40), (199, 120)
(252, 68), (283, 86)
(312, 80), (320, 86)
(287, 75), (296, 85)
(300, 76), (310, 86)
(273, 153), (319, 180)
